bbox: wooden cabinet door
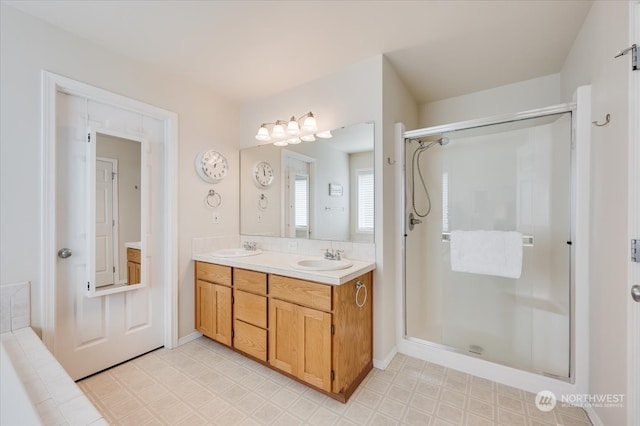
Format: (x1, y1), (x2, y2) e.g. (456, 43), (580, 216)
(269, 299), (332, 392)
(196, 280), (214, 338)
(297, 305), (332, 392)
(196, 280), (232, 346)
(269, 299), (298, 376)
(212, 284), (232, 346)
(127, 261), (136, 284)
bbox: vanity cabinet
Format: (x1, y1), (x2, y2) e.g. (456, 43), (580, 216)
(126, 248), (141, 284)
(268, 273), (373, 397)
(195, 263), (232, 346)
(193, 260), (373, 402)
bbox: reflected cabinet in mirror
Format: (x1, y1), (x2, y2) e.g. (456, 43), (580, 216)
(89, 132), (144, 295)
(240, 122), (374, 243)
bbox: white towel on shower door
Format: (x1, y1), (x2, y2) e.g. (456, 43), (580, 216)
(449, 230), (523, 279)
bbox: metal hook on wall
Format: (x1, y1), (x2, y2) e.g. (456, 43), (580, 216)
(387, 157), (397, 165)
(592, 113), (611, 127)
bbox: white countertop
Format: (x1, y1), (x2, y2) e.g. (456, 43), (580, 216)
(192, 250), (375, 285)
(125, 241), (141, 250)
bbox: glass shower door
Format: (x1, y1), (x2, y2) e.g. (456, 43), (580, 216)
(405, 112), (572, 378)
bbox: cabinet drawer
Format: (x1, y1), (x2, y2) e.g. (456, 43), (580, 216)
(234, 291), (267, 328)
(270, 275), (332, 312)
(234, 320), (267, 361)
(196, 262), (231, 286)
(127, 248), (141, 264)
(234, 269), (267, 294)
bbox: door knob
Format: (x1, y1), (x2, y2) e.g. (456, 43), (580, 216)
(57, 248), (72, 259)
(632, 285), (640, 303)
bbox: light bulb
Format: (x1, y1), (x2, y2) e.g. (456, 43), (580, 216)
(271, 123), (285, 139)
(300, 134), (316, 142)
(273, 140), (288, 147)
(287, 137), (301, 145)
(315, 130), (332, 139)
(286, 117), (300, 135)
(302, 114), (317, 132)
(255, 125), (271, 141)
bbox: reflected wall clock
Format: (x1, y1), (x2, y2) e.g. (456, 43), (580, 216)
(253, 161), (274, 188)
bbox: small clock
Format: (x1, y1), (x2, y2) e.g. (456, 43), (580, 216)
(253, 161), (274, 188)
(195, 150), (228, 183)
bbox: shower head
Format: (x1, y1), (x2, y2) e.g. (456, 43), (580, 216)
(438, 137), (450, 146)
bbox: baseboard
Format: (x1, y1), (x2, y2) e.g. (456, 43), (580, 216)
(582, 405), (604, 426)
(373, 346), (397, 370)
(177, 331), (202, 346)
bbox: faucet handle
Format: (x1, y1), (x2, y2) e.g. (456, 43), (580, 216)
(243, 241), (257, 251)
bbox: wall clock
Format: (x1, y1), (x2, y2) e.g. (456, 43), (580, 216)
(195, 150), (228, 183)
(253, 161), (274, 188)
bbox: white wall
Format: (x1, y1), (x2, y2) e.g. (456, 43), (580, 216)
(0, 4), (239, 338)
(382, 57), (420, 365)
(418, 74), (561, 128)
(560, 2), (630, 425)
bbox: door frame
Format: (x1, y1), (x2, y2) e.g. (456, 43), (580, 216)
(95, 156), (119, 286)
(280, 149), (316, 238)
(628, 3), (639, 424)
(40, 71), (179, 350)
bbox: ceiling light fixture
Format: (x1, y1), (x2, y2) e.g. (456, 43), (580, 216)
(255, 112), (330, 146)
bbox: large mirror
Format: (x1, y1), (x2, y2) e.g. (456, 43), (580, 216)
(89, 132), (143, 295)
(240, 122), (374, 242)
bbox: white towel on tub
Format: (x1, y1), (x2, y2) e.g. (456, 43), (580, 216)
(449, 230), (523, 279)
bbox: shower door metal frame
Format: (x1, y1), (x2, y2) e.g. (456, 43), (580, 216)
(401, 102), (576, 382)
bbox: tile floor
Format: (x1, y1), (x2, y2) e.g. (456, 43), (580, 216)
(78, 337), (592, 426)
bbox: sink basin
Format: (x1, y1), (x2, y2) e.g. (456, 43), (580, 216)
(210, 248), (263, 258)
(292, 258), (353, 271)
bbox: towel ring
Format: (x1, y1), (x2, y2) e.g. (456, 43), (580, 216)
(355, 280), (367, 308)
(205, 189), (222, 209)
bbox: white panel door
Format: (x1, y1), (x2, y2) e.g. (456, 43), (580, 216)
(95, 159), (115, 287)
(54, 93), (163, 380)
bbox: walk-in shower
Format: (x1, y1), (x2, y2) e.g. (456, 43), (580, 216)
(403, 105), (575, 380)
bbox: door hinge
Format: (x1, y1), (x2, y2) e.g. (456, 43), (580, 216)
(232, 296), (235, 304)
(330, 370), (335, 381)
(632, 239), (639, 263)
(87, 282), (90, 291)
(113, 266), (116, 273)
(331, 324), (335, 335)
(232, 329), (235, 338)
(614, 44), (638, 71)
(112, 172), (116, 180)
(87, 133), (91, 143)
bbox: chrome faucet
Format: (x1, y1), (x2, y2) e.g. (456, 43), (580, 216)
(243, 241), (257, 251)
(323, 248), (344, 260)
